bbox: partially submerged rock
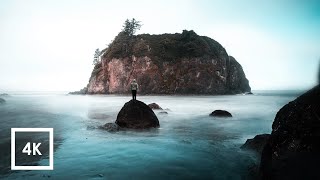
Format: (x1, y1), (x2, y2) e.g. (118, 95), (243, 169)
(99, 123), (120, 132)
(115, 100), (160, 129)
(241, 134), (270, 155)
(158, 111), (168, 114)
(148, 103), (163, 110)
(209, 110), (232, 117)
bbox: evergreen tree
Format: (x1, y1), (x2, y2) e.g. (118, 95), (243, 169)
(122, 18), (142, 36)
(93, 48), (100, 65)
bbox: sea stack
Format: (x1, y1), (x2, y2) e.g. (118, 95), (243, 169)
(75, 30), (250, 95)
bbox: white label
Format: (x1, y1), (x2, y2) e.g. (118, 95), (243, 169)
(22, 142), (42, 156)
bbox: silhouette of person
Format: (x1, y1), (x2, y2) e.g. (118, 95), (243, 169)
(130, 79), (138, 100)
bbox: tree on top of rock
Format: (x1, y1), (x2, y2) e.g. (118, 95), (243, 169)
(93, 48), (100, 65)
(122, 18), (142, 37)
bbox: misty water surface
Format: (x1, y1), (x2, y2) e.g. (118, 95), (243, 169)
(0, 91), (302, 179)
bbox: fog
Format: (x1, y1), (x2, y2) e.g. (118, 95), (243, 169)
(0, 92), (300, 178)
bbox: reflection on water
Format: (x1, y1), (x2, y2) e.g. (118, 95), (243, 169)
(0, 92), (300, 179)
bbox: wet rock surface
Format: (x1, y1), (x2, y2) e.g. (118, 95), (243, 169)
(148, 103), (163, 110)
(100, 123), (120, 132)
(209, 110), (232, 117)
(115, 100), (160, 129)
(88, 111), (110, 120)
(241, 134), (270, 155)
(260, 85), (320, 179)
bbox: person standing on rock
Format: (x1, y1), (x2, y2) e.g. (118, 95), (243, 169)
(130, 79), (138, 100)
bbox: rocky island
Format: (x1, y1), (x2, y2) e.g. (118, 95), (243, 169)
(71, 20), (250, 95)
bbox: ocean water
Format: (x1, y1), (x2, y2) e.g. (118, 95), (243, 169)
(0, 91), (303, 179)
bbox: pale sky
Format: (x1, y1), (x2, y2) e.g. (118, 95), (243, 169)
(0, 0), (319, 92)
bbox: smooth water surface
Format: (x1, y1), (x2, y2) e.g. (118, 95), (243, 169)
(0, 91), (302, 179)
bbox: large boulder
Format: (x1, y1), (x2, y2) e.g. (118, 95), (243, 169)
(209, 110), (232, 117)
(260, 85), (320, 179)
(115, 100), (160, 129)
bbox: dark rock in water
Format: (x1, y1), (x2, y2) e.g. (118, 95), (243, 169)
(0, 98), (5, 104)
(0, 93), (9, 97)
(260, 85), (320, 179)
(148, 103), (163, 110)
(241, 134), (270, 154)
(158, 111), (168, 114)
(241, 134), (270, 179)
(116, 100), (160, 129)
(245, 92), (253, 95)
(99, 123), (120, 132)
(209, 110), (232, 117)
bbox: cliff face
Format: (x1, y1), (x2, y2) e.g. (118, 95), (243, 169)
(259, 85), (320, 179)
(86, 30), (250, 94)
